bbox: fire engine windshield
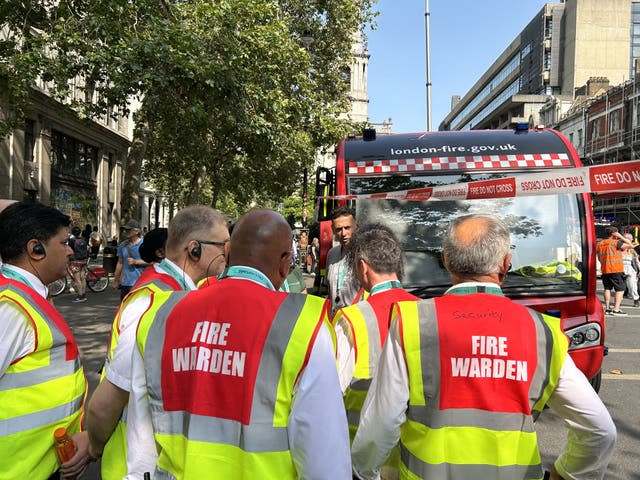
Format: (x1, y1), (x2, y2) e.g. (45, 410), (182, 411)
(349, 173), (585, 298)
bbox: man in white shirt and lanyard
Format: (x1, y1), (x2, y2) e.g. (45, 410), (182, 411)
(0, 202), (93, 479)
(86, 205), (229, 479)
(130, 209), (350, 478)
(326, 206), (362, 317)
(352, 214), (616, 480)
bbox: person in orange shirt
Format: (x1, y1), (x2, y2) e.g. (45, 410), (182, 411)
(596, 227), (634, 315)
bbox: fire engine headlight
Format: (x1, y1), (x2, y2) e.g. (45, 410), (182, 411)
(565, 323), (602, 350)
(571, 332), (585, 346)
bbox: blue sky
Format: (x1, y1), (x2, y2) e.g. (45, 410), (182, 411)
(366, 0), (550, 132)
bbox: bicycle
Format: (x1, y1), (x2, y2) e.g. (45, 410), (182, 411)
(48, 262), (110, 297)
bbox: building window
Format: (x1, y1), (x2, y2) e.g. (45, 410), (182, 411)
(51, 130), (97, 180)
(545, 17), (553, 37)
(591, 120), (600, 140)
(609, 110), (621, 132)
(631, 3), (640, 79)
(544, 51), (552, 70)
(577, 128), (583, 147)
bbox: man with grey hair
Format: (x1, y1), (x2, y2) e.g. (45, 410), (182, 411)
(352, 214), (616, 480)
(333, 224), (417, 442)
(87, 205), (229, 479)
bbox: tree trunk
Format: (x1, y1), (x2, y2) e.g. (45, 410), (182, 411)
(186, 163), (207, 205)
(121, 110), (150, 223)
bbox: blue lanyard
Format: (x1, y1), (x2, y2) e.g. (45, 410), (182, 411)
(280, 278), (290, 292)
(158, 259), (192, 291)
(369, 280), (402, 296)
(221, 266), (275, 291)
(0, 265), (33, 288)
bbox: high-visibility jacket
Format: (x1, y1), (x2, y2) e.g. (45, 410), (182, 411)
(597, 238), (625, 274)
(0, 276), (86, 480)
(393, 290), (567, 480)
(100, 268), (182, 480)
(333, 288), (417, 442)
(136, 279), (330, 479)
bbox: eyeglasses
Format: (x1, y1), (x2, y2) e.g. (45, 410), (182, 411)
(196, 239), (229, 248)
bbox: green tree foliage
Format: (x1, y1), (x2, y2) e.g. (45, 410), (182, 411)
(1, 0), (376, 217)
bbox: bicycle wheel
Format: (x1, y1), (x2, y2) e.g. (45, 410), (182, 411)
(48, 277), (67, 297)
(86, 268), (110, 292)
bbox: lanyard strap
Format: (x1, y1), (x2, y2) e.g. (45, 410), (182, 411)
(369, 280), (402, 296)
(158, 259), (192, 291)
(447, 285), (504, 296)
(221, 266), (275, 291)
(0, 265), (33, 288)
(280, 278), (290, 292)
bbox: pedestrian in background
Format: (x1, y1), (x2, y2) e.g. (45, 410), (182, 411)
(87, 207), (228, 479)
(0, 202), (92, 479)
(81, 223), (92, 243)
(622, 232), (640, 307)
(352, 214), (616, 480)
(597, 226), (634, 315)
(69, 225), (89, 303)
(132, 209), (350, 478)
(112, 219), (147, 300)
(333, 224), (417, 452)
(309, 237), (319, 276)
(327, 206), (363, 316)
(89, 225), (102, 259)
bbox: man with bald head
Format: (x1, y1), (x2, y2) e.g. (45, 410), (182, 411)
(352, 214), (616, 480)
(132, 209), (351, 478)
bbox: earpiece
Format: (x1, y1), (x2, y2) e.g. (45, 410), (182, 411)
(190, 242), (202, 260)
(33, 242), (46, 256)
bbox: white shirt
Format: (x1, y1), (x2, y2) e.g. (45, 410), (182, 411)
(351, 284), (617, 480)
(327, 245), (361, 317)
(127, 294), (352, 479)
(104, 260), (196, 479)
(0, 265), (47, 374)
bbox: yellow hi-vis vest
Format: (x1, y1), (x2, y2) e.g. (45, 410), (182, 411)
(332, 302), (381, 443)
(0, 279), (86, 480)
(136, 290), (329, 479)
(393, 298), (567, 480)
(100, 276), (183, 480)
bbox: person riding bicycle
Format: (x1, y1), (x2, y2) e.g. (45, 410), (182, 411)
(69, 225), (89, 303)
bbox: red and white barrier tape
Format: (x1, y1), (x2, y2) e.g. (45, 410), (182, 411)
(323, 160), (640, 201)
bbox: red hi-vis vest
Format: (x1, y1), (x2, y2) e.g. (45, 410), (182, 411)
(597, 238), (625, 274)
(136, 279), (331, 479)
(101, 267), (183, 480)
(0, 276), (86, 480)
(394, 292), (567, 480)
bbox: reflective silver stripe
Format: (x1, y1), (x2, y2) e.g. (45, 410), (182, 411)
(144, 291), (188, 402)
(0, 393), (84, 436)
(355, 302), (381, 380)
(349, 378), (372, 391)
(406, 406), (535, 432)
(346, 409), (360, 426)
(144, 293), (309, 452)
(155, 468), (177, 480)
(0, 351), (80, 390)
(416, 300), (440, 405)
(528, 310), (553, 411)
(400, 448), (543, 480)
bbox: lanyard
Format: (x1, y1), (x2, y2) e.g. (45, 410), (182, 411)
(221, 266), (275, 291)
(158, 259), (192, 291)
(447, 285), (504, 296)
(369, 280), (402, 296)
(280, 278), (290, 292)
(0, 265), (32, 287)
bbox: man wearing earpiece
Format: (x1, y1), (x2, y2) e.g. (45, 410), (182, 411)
(87, 205), (229, 480)
(0, 202), (93, 479)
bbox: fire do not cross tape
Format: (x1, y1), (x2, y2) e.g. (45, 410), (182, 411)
(323, 160), (640, 202)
